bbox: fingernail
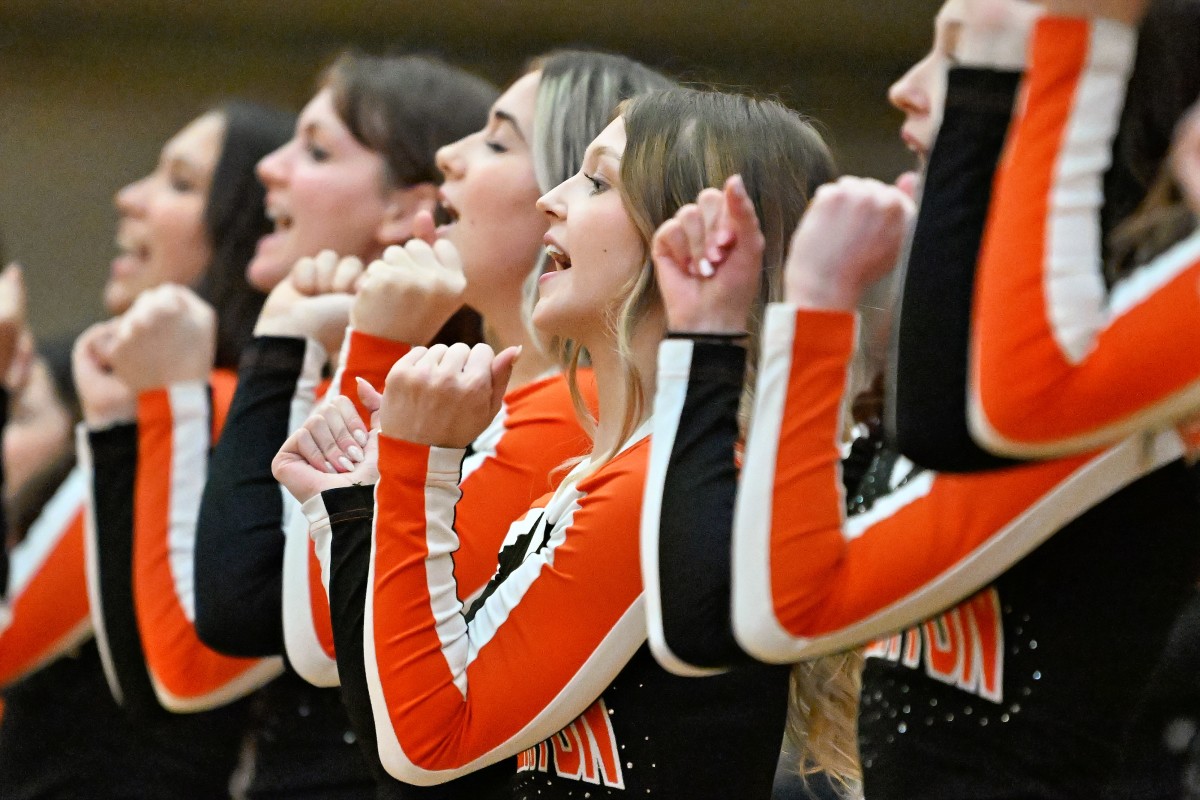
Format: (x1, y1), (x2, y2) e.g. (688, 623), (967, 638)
(698, 258), (715, 278)
(353, 430), (368, 446)
(347, 445), (364, 462)
(338, 456), (354, 472)
(324, 460), (336, 474)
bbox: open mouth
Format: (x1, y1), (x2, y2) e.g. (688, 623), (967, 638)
(545, 244), (572, 271)
(115, 234), (149, 262)
(266, 207), (294, 232)
(434, 198), (460, 228)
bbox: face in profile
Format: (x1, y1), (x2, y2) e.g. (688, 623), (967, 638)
(533, 116), (644, 344)
(107, 112), (224, 315)
(248, 87), (396, 292)
(888, 0), (964, 170)
(433, 70), (547, 316)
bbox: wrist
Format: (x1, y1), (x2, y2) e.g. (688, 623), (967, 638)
(785, 271), (864, 312)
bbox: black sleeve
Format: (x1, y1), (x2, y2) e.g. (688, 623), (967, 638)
(86, 423), (168, 722)
(888, 67), (1027, 473)
(656, 342), (758, 669)
(324, 485), (515, 800)
(194, 336), (309, 657)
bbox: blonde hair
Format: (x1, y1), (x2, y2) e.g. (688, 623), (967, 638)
(567, 87), (836, 461)
(565, 87), (861, 783)
(515, 51), (673, 365)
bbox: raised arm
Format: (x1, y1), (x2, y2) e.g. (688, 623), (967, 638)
(336, 343), (649, 784)
(890, 65), (1024, 471)
(82, 287), (283, 713)
(195, 253), (356, 656)
(969, 10), (1200, 456)
(731, 303), (1183, 663)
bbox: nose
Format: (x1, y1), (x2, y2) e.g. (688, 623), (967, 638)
(535, 182), (566, 221)
(256, 140), (291, 188)
(435, 136), (466, 182)
(115, 176), (148, 217)
(888, 58), (931, 118)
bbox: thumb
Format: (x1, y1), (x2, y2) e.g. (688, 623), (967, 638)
(489, 345), (521, 410)
(412, 210), (438, 246)
(355, 376), (384, 414)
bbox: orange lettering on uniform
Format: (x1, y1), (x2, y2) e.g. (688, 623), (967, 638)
(547, 698), (625, 789)
(956, 589), (1004, 702)
(901, 629), (921, 669)
(922, 611), (963, 684)
(551, 724), (585, 780)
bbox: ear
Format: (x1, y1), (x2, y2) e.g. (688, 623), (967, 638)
(376, 182), (439, 247)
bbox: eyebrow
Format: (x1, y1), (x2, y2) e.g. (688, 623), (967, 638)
(493, 109), (527, 143)
(589, 145), (622, 164)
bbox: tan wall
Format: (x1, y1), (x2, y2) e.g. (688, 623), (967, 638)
(0, 1), (939, 340)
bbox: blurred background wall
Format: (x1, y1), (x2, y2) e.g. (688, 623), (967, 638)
(0, 0), (940, 340)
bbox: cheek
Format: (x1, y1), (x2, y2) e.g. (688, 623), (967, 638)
(155, 200), (211, 283)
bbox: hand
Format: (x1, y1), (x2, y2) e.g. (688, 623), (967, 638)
(380, 342), (519, 448)
(784, 177), (915, 311)
(73, 321), (136, 428)
(1040, 0), (1149, 25)
(352, 217), (467, 344)
(273, 394), (378, 505)
(957, 0), (1042, 70)
(105, 284), (216, 392)
(0, 263), (27, 381)
(651, 175), (765, 334)
(255, 250), (364, 356)
(1174, 102), (1200, 216)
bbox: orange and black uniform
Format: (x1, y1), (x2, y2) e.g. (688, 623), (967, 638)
(194, 334), (377, 798)
(313, 410), (787, 798)
(0, 391), (247, 798)
(964, 17), (1200, 458)
(642, 40), (1200, 798)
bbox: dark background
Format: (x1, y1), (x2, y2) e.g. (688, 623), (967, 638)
(0, 0), (941, 338)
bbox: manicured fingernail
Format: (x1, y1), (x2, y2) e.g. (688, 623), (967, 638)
(324, 461), (336, 474)
(698, 258), (715, 278)
(347, 445), (364, 462)
(353, 429), (368, 446)
(338, 456), (354, 472)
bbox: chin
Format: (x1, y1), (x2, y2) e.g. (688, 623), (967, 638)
(246, 256), (289, 293)
(103, 282), (134, 316)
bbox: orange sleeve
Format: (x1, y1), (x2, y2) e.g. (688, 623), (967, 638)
(0, 469), (91, 686)
(129, 373), (282, 710)
(362, 434), (648, 785)
(970, 16), (1200, 457)
(732, 305), (1183, 663)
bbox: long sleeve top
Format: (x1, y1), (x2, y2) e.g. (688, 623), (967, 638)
(314, 419), (788, 798)
(83, 370), (282, 715)
(968, 16), (1200, 457)
(644, 307), (1185, 672)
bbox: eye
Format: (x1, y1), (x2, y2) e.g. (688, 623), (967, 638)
(304, 137), (330, 163)
(168, 169), (197, 193)
(585, 172), (608, 195)
(485, 139), (508, 154)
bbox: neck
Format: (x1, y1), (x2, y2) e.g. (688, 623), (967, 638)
(482, 300), (557, 391)
(585, 307), (665, 460)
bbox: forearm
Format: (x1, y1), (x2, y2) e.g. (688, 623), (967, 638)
(195, 336), (324, 656)
(643, 338), (750, 674)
